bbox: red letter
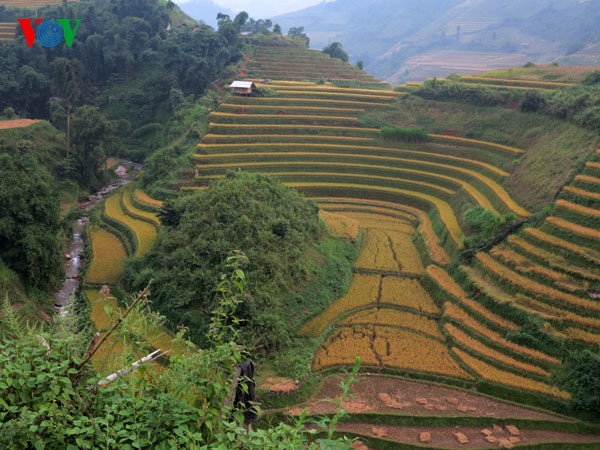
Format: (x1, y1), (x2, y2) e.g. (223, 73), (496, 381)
(17, 18), (43, 47)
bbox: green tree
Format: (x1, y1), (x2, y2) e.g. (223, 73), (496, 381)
(557, 349), (600, 416)
(273, 23), (282, 34)
(71, 105), (114, 188)
(126, 172), (323, 348)
(0, 153), (62, 289)
(322, 42), (349, 62)
(288, 26), (310, 47)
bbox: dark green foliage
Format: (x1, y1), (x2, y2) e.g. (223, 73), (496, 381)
(0, 153), (62, 289)
(126, 172), (324, 349)
(288, 26), (310, 47)
(582, 70), (600, 85)
(379, 126), (429, 143)
(520, 89), (547, 113)
(322, 42), (349, 62)
(557, 350), (600, 417)
(415, 79), (507, 106)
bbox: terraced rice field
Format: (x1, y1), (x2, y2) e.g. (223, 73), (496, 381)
(86, 226), (126, 285)
(0, 22), (16, 42)
(104, 188), (158, 257)
(1, 0), (79, 7)
(191, 42), (600, 445)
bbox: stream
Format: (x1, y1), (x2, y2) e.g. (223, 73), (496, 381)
(54, 162), (142, 316)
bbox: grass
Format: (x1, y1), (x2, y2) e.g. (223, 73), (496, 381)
(86, 226), (126, 285)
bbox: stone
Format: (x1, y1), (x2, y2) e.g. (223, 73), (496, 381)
(485, 436), (498, 443)
(372, 427), (387, 438)
(509, 437), (521, 444)
(457, 406), (469, 412)
(416, 397), (428, 405)
(446, 397), (459, 404)
(506, 425), (520, 436)
(498, 439), (515, 449)
(424, 404), (436, 410)
(419, 432), (432, 443)
(378, 393), (392, 403)
(454, 432), (469, 444)
(480, 429), (493, 436)
(493, 424), (504, 433)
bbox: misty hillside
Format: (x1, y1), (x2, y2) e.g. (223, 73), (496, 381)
(177, 0), (234, 27)
(274, 0), (600, 83)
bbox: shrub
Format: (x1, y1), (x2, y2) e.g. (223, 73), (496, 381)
(380, 126), (429, 143)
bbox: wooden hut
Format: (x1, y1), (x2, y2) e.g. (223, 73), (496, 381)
(230, 81), (255, 96)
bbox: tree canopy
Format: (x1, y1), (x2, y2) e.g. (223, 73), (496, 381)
(125, 172), (324, 349)
(322, 42), (349, 62)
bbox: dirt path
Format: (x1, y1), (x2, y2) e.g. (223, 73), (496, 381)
(287, 374), (569, 422)
(338, 423), (600, 449)
(0, 119), (39, 129)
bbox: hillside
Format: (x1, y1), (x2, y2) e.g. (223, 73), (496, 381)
(185, 37), (600, 447)
(274, 0), (600, 83)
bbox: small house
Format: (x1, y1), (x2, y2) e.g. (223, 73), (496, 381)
(230, 81), (255, 96)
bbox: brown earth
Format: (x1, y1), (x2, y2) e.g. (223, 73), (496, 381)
(337, 423), (600, 449)
(260, 376), (299, 393)
(0, 119), (39, 130)
(287, 374), (569, 422)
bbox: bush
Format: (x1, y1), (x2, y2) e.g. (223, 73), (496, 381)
(556, 349), (600, 417)
(380, 126), (429, 143)
(415, 79), (507, 106)
(520, 90), (547, 113)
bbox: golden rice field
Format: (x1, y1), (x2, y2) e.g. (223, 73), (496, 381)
(563, 186), (600, 201)
(444, 302), (560, 365)
(134, 188), (164, 209)
(196, 145), (510, 179)
(426, 265), (518, 331)
(314, 197), (450, 265)
(444, 323), (550, 377)
(379, 276), (440, 314)
(104, 192), (158, 257)
(489, 246), (582, 287)
(339, 308), (443, 340)
(203, 133), (374, 143)
(298, 274), (381, 337)
(459, 75), (576, 89)
(475, 252), (600, 313)
(507, 235), (600, 281)
(564, 327), (600, 347)
(86, 226), (126, 285)
(556, 199), (600, 219)
(461, 265), (600, 330)
(452, 348), (570, 400)
(429, 134), (525, 155)
(335, 212), (415, 232)
(586, 161), (600, 170)
(318, 210), (360, 241)
(123, 185), (160, 226)
(202, 159), (505, 214)
(286, 182), (464, 247)
(524, 227), (600, 263)
(315, 325), (472, 379)
(354, 227), (423, 274)
(575, 174), (600, 185)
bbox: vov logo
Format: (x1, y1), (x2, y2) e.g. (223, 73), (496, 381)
(18, 18), (82, 48)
